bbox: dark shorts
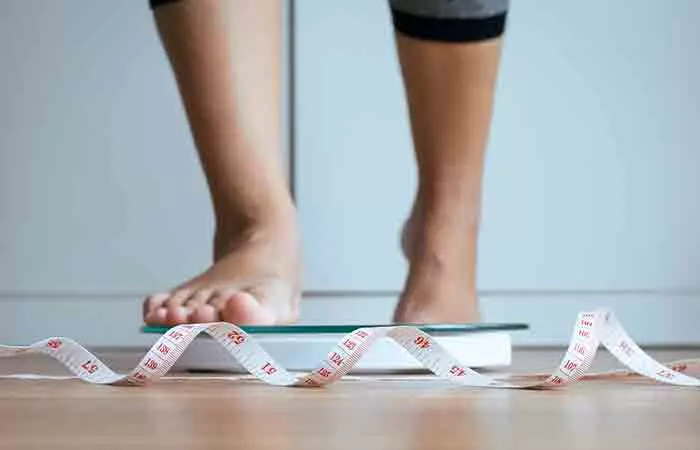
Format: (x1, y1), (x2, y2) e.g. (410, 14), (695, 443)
(149, 0), (509, 43)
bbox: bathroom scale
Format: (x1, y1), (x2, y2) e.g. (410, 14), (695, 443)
(141, 322), (529, 372)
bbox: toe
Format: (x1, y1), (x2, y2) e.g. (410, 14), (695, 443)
(164, 289), (192, 309)
(164, 289), (193, 325)
(165, 307), (189, 325)
(145, 306), (168, 325)
(183, 289), (213, 312)
(153, 307), (168, 324)
(189, 303), (218, 323)
(208, 290), (237, 311)
(221, 291), (276, 325)
(143, 292), (170, 319)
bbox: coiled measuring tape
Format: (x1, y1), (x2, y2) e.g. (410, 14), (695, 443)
(0, 309), (698, 388)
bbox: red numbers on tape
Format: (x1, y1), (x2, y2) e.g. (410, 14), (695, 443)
(329, 352), (344, 367)
(168, 330), (186, 341)
(549, 376), (565, 385)
(562, 360), (578, 373)
(354, 330), (369, 339)
(132, 372), (147, 381)
(670, 362), (688, 373)
(343, 339), (357, 351)
(6, 309), (698, 390)
(449, 365), (466, 377)
(145, 358), (158, 370)
(227, 330), (246, 345)
(656, 369), (675, 380)
(618, 340), (634, 357)
(81, 360), (99, 375)
(261, 362), (277, 375)
(414, 336), (430, 349)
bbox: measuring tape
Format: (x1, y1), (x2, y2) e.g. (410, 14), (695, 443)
(0, 309), (698, 388)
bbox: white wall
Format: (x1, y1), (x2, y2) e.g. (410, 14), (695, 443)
(1, 0), (699, 347)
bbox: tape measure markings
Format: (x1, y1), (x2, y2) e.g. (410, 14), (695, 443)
(0, 308), (698, 389)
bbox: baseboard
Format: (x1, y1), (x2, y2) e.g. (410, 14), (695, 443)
(1, 292), (698, 347)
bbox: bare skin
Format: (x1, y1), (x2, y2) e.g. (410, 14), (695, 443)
(143, 0), (301, 326)
(394, 34), (503, 323)
(142, 0), (503, 326)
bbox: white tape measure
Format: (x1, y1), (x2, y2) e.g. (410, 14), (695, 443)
(0, 309), (698, 388)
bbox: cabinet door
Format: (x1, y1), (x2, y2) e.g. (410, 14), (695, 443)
(0, 1), (214, 293)
(295, 0), (700, 293)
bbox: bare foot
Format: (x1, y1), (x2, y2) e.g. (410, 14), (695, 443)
(394, 197), (480, 324)
(143, 211), (301, 326)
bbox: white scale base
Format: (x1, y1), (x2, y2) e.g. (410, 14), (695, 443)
(174, 332), (512, 372)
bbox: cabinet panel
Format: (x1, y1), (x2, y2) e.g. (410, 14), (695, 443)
(0, 1), (214, 292)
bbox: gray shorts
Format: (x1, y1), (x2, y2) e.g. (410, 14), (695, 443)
(150, 0), (509, 42)
(390, 0), (509, 42)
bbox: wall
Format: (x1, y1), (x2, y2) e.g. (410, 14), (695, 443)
(294, 0), (700, 343)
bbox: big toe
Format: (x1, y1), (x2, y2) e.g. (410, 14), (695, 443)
(221, 292), (277, 325)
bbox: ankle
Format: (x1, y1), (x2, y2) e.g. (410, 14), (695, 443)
(405, 187), (480, 256)
(415, 181), (482, 224)
(213, 201), (298, 256)
(214, 193), (296, 234)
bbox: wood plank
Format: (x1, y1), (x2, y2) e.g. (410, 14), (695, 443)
(1, 349), (698, 450)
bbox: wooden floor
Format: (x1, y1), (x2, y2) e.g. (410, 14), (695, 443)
(1, 349), (698, 450)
